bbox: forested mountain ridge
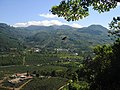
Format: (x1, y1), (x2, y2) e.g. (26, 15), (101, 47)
(24, 24), (112, 53)
(0, 23), (25, 51)
(0, 23), (112, 53)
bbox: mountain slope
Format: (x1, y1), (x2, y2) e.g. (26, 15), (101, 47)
(0, 23), (27, 51)
(25, 25), (112, 53)
(0, 23), (112, 53)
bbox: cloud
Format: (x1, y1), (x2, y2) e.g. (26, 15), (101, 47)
(13, 20), (83, 28)
(117, 2), (120, 7)
(14, 23), (28, 27)
(71, 23), (83, 28)
(14, 20), (66, 27)
(39, 13), (58, 18)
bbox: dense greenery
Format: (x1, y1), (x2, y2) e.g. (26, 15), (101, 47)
(51, 0), (118, 21)
(0, 23), (23, 51)
(0, 23), (119, 89)
(0, 23), (112, 54)
(0, 23), (120, 90)
(0, 1), (119, 90)
(0, 65), (68, 76)
(25, 53), (59, 65)
(22, 77), (68, 90)
(0, 54), (23, 66)
(72, 39), (120, 90)
(0, 88), (8, 90)
(50, 1), (120, 89)
(25, 25), (112, 53)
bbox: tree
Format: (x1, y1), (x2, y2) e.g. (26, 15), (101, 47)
(88, 45), (113, 90)
(72, 72), (78, 82)
(80, 39), (120, 90)
(51, 0), (119, 21)
(50, 1), (120, 89)
(36, 73), (40, 77)
(109, 17), (120, 37)
(51, 70), (56, 77)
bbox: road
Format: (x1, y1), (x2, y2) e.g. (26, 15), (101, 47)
(58, 83), (69, 90)
(15, 79), (32, 90)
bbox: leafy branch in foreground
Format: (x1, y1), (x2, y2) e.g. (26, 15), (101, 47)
(51, 0), (117, 21)
(109, 16), (120, 37)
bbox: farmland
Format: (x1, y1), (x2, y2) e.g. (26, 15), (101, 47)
(0, 52), (82, 90)
(22, 77), (68, 90)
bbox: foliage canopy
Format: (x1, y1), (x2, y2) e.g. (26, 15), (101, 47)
(51, 0), (118, 21)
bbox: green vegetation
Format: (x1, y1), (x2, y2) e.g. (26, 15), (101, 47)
(69, 39), (120, 90)
(109, 17), (120, 37)
(0, 65), (68, 76)
(50, 0), (120, 89)
(25, 53), (59, 65)
(0, 23), (26, 52)
(0, 21), (120, 89)
(51, 0), (117, 21)
(0, 54), (23, 66)
(0, 88), (8, 90)
(0, 0), (119, 90)
(22, 77), (68, 90)
(3, 79), (28, 88)
(0, 23), (112, 54)
(0, 72), (4, 80)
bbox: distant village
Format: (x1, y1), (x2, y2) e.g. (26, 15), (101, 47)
(0, 71), (51, 90)
(8, 73), (32, 84)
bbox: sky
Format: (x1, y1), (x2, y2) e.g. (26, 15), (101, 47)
(0, 0), (120, 28)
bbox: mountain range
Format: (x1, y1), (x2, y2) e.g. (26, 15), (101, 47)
(0, 23), (112, 53)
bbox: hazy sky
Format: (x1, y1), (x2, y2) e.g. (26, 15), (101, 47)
(0, 0), (120, 28)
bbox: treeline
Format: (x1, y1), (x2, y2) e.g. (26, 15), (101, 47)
(0, 52), (83, 66)
(0, 53), (59, 66)
(67, 39), (120, 90)
(0, 55), (22, 66)
(25, 53), (59, 65)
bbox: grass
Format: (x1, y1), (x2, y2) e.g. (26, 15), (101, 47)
(0, 87), (9, 90)
(0, 65), (68, 78)
(22, 77), (68, 90)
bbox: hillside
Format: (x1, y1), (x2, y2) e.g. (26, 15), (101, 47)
(25, 24), (112, 53)
(0, 23), (112, 53)
(0, 23), (25, 51)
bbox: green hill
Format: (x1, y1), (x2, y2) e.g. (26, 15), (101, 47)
(25, 24), (112, 53)
(0, 23), (112, 53)
(0, 23), (23, 51)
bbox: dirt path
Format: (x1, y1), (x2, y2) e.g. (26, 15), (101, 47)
(0, 79), (32, 90)
(0, 80), (3, 84)
(58, 83), (69, 90)
(15, 79), (32, 90)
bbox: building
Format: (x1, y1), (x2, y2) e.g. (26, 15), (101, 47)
(8, 73), (32, 84)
